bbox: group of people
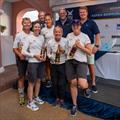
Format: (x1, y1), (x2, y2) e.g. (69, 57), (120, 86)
(13, 6), (100, 116)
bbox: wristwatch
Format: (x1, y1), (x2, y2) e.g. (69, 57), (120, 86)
(95, 45), (99, 48)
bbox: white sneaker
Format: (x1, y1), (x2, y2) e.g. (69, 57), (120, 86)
(34, 97), (44, 105)
(27, 101), (39, 111)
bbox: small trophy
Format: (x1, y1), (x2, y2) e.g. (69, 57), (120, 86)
(18, 42), (23, 53)
(55, 44), (60, 63)
(69, 45), (77, 58)
(40, 47), (47, 59)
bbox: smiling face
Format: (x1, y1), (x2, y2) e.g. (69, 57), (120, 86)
(33, 22), (41, 35)
(79, 7), (88, 20)
(59, 8), (67, 21)
(72, 25), (81, 36)
(54, 26), (63, 41)
(38, 11), (45, 23)
(45, 14), (53, 28)
(22, 18), (31, 31)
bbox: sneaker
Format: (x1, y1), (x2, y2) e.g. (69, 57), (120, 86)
(84, 89), (91, 98)
(34, 97), (44, 105)
(60, 102), (67, 108)
(27, 101), (39, 111)
(91, 85), (98, 93)
(19, 97), (25, 106)
(45, 80), (52, 88)
(70, 105), (77, 117)
(52, 100), (60, 107)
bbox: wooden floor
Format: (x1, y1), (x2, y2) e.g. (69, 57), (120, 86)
(0, 89), (101, 120)
(0, 65), (18, 92)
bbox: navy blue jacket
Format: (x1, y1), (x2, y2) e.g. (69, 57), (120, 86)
(55, 18), (72, 37)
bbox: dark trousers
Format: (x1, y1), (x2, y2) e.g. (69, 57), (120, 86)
(51, 63), (66, 100)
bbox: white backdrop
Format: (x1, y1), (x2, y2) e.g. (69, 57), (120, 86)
(94, 18), (120, 80)
(95, 53), (120, 80)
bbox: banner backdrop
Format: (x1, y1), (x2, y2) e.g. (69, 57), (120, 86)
(67, 2), (120, 19)
(66, 2), (120, 60)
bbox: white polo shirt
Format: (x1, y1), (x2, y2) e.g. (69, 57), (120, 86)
(66, 32), (90, 63)
(47, 37), (67, 64)
(22, 34), (45, 63)
(41, 25), (54, 45)
(13, 31), (33, 49)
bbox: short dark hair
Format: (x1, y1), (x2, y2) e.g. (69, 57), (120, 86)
(32, 21), (41, 29)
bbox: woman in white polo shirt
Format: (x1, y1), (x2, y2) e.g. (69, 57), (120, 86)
(47, 26), (67, 107)
(41, 13), (55, 87)
(22, 21), (45, 111)
(66, 19), (92, 116)
(13, 17), (32, 106)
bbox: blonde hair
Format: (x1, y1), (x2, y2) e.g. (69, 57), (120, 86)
(54, 26), (63, 33)
(79, 6), (88, 12)
(22, 17), (31, 25)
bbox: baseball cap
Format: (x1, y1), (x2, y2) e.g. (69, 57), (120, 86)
(72, 19), (81, 26)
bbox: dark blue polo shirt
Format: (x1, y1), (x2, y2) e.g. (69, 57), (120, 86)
(81, 19), (100, 44)
(55, 18), (72, 37)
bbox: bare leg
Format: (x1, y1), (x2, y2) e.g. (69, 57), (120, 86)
(78, 78), (88, 89)
(78, 78), (91, 98)
(34, 79), (41, 97)
(18, 76), (25, 89)
(70, 79), (78, 106)
(18, 76), (25, 100)
(27, 82), (34, 102)
(88, 64), (96, 86)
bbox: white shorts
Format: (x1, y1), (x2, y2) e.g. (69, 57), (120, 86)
(87, 44), (95, 64)
(87, 54), (94, 64)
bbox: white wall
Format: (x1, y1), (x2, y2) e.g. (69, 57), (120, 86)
(0, 1), (12, 36)
(0, 2), (15, 67)
(1, 36), (16, 66)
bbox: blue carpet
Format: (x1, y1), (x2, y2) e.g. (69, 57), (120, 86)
(40, 86), (120, 120)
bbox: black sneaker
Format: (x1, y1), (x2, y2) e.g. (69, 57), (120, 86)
(45, 80), (52, 88)
(52, 100), (59, 107)
(91, 85), (98, 93)
(84, 89), (91, 98)
(60, 102), (67, 108)
(70, 105), (77, 117)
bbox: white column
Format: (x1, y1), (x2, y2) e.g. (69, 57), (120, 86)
(0, 9), (5, 73)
